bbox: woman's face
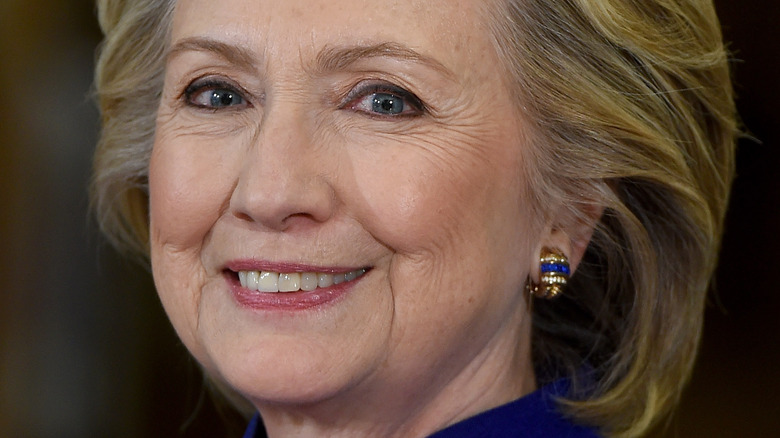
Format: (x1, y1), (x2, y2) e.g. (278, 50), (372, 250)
(151, 0), (543, 430)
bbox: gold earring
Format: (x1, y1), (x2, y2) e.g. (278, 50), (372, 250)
(527, 248), (569, 299)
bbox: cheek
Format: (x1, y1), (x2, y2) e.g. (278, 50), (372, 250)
(346, 130), (528, 258)
(148, 128), (239, 365)
(347, 131), (536, 369)
(148, 133), (234, 249)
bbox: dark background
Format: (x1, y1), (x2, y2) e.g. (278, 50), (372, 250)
(0, 1), (777, 436)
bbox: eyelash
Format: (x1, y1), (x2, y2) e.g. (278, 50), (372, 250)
(181, 76), (426, 118)
(182, 77), (251, 110)
(341, 81), (426, 118)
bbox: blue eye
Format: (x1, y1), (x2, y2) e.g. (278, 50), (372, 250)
(185, 79), (248, 109)
(206, 89), (244, 107)
(371, 93), (406, 115)
(346, 82), (424, 117)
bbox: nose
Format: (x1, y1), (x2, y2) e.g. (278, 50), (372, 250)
(229, 108), (335, 232)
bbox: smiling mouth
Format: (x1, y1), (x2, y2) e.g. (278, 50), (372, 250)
(236, 268), (368, 293)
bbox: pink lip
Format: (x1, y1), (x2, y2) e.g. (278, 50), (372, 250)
(225, 260), (361, 274)
(223, 260), (370, 311)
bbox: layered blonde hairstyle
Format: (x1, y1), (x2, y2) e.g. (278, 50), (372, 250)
(92, 0), (737, 437)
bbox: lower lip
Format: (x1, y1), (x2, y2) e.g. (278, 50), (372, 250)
(225, 271), (363, 311)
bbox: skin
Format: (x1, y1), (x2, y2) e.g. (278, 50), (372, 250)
(149, 0), (585, 436)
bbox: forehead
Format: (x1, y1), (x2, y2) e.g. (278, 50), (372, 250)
(171, 0), (500, 75)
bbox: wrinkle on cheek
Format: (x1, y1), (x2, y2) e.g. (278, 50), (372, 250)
(151, 115), (255, 250)
(363, 116), (527, 332)
(347, 112), (523, 260)
(151, 241), (208, 346)
(399, 123), (517, 206)
(158, 105), (261, 139)
(386, 244), (493, 362)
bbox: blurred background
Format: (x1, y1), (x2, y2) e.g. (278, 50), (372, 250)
(0, 1), (778, 437)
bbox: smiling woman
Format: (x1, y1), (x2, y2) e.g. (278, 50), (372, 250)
(91, 0), (737, 437)
(151, 3), (538, 436)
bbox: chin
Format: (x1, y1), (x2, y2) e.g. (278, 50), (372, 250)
(208, 339), (378, 407)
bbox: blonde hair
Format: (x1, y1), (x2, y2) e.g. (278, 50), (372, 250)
(92, 0), (175, 257)
(92, 0), (737, 436)
(485, 0), (736, 436)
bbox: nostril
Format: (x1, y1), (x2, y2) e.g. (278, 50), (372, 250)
(279, 212), (328, 231)
(228, 161), (335, 230)
(285, 211), (322, 222)
(233, 211), (254, 222)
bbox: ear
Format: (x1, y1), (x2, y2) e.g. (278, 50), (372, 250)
(530, 202), (603, 282)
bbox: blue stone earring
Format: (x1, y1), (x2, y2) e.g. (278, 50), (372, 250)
(527, 248), (570, 299)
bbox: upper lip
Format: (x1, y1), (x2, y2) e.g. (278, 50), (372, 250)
(224, 259), (369, 274)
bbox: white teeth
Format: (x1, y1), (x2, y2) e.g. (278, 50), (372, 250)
(257, 271), (279, 292)
(246, 271), (260, 290)
(237, 268), (366, 293)
(300, 273), (318, 291)
(317, 273), (334, 288)
(278, 273), (301, 292)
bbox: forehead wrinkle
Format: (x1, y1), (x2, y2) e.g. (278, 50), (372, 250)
(311, 42), (456, 81)
(167, 36), (260, 72)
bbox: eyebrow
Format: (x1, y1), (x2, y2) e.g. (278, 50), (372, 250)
(167, 37), (455, 80)
(314, 42), (456, 79)
(167, 37), (259, 71)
